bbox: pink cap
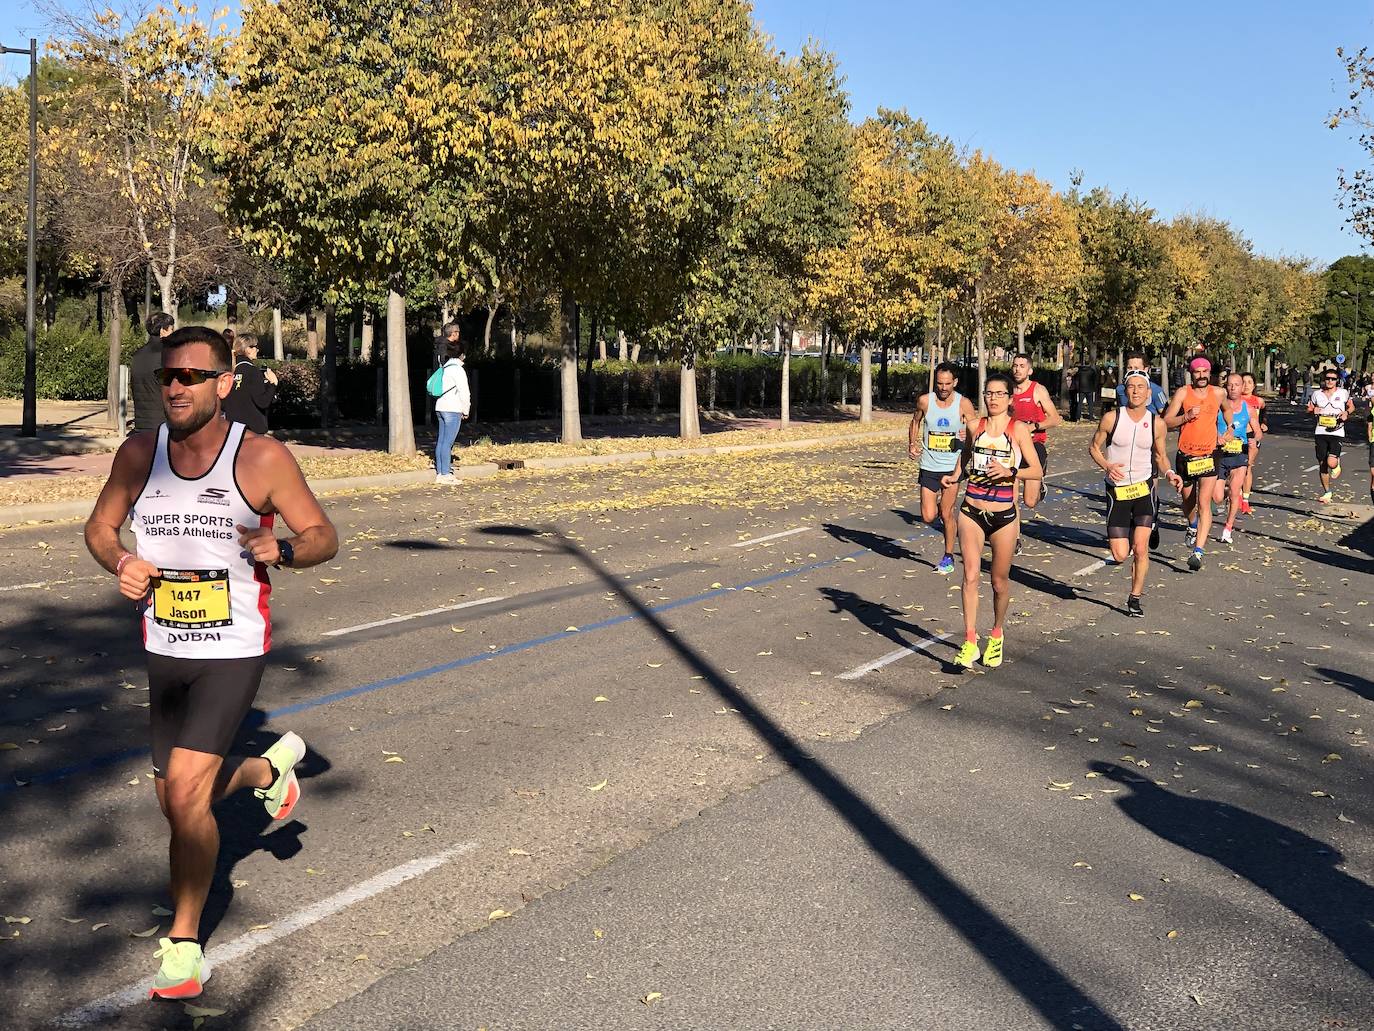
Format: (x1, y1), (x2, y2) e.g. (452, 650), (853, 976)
(1189, 357), (1211, 371)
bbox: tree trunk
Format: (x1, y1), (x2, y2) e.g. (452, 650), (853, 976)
(559, 290), (582, 444)
(1159, 343), (1170, 396)
(975, 285), (988, 407)
(777, 322), (789, 428)
(484, 304), (497, 355)
(597, 333), (607, 362)
(386, 288), (415, 455)
(321, 305), (338, 429)
(1264, 351), (1273, 393)
(859, 341), (873, 423)
(1116, 346), (1124, 382)
(361, 306), (375, 362)
(617, 330), (628, 361)
(680, 354), (700, 439)
(272, 307), (284, 360)
(106, 281), (124, 431)
(155, 271), (176, 320)
(630, 342), (641, 362)
(879, 340), (889, 402)
(819, 323), (830, 402)
(313, 310), (327, 361)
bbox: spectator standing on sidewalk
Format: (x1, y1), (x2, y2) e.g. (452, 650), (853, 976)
(222, 332), (279, 434)
(131, 312), (176, 433)
(433, 338), (471, 485)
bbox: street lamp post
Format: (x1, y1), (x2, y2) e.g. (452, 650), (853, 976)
(2, 39), (38, 437)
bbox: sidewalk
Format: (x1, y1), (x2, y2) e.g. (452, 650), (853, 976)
(0, 405), (916, 528)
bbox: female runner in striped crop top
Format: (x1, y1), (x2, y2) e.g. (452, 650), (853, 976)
(939, 371), (1042, 670)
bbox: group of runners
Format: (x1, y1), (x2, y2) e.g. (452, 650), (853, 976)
(78, 323), (1371, 1003)
(908, 351), (1371, 671)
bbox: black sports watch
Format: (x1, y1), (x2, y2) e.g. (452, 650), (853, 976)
(274, 539), (295, 569)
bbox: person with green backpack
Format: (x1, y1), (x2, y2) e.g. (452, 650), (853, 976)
(426, 330), (470, 484)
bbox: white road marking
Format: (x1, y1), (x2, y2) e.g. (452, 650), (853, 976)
(55, 841), (480, 1027)
(836, 632), (951, 680)
(323, 596), (507, 636)
(731, 527), (808, 548)
(1304, 464), (1319, 472)
(0, 575), (102, 594)
(1073, 560), (1107, 577)
(1044, 466), (1093, 481)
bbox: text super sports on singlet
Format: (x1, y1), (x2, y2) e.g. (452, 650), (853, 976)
(139, 513), (238, 539)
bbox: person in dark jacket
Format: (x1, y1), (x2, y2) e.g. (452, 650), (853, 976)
(130, 312), (176, 433)
(221, 332), (278, 434)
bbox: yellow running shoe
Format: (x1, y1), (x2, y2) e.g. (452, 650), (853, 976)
(148, 937), (210, 999)
(1331, 463), (1342, 481)
(954, 639), (981, 668)
(983, 634), (1004, 668)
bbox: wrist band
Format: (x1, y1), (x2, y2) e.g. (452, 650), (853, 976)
(116, 553), (133, 576)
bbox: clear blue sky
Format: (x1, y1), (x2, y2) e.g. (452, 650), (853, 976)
(3, 1), (1370, 266)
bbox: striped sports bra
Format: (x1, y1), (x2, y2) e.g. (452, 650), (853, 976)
(964, 419), (1021, 506)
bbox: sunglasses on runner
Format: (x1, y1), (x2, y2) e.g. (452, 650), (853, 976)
(157, 367), (229, 387)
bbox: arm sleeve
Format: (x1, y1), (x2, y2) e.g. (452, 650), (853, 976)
(250, 366), (276, 408)
(453, 364), (471, 414)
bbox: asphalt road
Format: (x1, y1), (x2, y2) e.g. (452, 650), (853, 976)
(1, 404), (1371, 1030)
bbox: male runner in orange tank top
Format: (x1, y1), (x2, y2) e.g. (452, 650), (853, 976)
(1163, 355), (1234, 571)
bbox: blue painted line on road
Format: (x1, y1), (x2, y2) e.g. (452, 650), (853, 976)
(1, 537), (905, 794)
(3, 475), (1104, 795)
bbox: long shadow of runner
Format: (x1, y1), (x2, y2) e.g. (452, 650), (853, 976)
(822, 521), (926, 565)
(1315, 666), (1374, 705)
(1093, 762), (1374, 980)
(482, 522), (1127, 1031)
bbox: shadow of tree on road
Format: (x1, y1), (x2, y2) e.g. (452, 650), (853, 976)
(480, 522), (1128, 1031)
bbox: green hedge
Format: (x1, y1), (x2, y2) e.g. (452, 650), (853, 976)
(0, 322), (140, 400)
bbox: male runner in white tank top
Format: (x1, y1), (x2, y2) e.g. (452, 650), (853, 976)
(1089, 370), (1182, 617)
(85, 326), (338, 999)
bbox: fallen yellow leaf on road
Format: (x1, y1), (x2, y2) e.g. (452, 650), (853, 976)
(587, 779), (608, 792)
(593, 695), (608, 702)
(1127, 893), (1144, 902)
(642, 992), (663, 1005)
(183, 1004), (227, 1018)
(489, 909), (512, 921)
(508, 848), (531, 857)
(384, 756), (405, 763)
(129, 925), (160, 938)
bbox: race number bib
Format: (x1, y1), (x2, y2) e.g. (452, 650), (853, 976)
(1222, 438), (1244, 454)
(1318, 415), (1339, 429)
(926, 433), (956, 453)
(152, 569), (232, 630)
(1112, 481), (1150, 501)
(1185, 455), (1215, 477)
(972, 447), (1010, 477)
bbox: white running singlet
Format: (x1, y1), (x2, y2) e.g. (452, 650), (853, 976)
(130, 421), (273, 658)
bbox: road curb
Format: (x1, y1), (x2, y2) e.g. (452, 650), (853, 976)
(0, 427), (906, 529)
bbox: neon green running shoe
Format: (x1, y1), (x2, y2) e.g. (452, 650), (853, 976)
(954, 639), (981, 669)
(254, 731), (305, 821)
(982, 635), (1004, 668)
(148, 937), (210, 999)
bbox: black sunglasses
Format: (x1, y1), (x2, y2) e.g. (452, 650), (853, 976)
(157, 367), (228, 387)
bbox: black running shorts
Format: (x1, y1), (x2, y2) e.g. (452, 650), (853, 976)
(1105, 481), (1157, 539)
(919, 468), (953, 494)
(1315, 436), (1343, 465)
(959, 500), (1018, 537)
(1175, 451), (1217, 484)
(147, 653), (267, 776)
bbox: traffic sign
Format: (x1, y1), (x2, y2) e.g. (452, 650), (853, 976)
(1336, 353), (1347, 365)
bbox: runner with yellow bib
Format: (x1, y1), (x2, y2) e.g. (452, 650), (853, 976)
(1163, 356), (1236, 571)
(1090, 371), (1183, 616)
(1212, 373), (1261, 544)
